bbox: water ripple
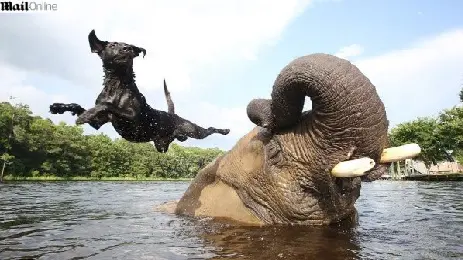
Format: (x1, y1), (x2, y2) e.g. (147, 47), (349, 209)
(0, 181), (462, 259)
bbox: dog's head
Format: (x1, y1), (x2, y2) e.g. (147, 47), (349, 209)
(88, 29), (146, 68)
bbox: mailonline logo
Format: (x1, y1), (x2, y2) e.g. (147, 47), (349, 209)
(1, 1), (58, 12)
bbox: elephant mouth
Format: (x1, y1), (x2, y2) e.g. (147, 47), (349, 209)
(298, 143), (422, 224)
(327, 144), (421, 201)
(330, 144), (422, 178)
(257, 132), (422, 224)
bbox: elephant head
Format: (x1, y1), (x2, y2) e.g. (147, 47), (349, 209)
(173, 53), (420, 225)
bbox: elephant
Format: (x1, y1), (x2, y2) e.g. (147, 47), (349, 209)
(164, 53), (420, 226)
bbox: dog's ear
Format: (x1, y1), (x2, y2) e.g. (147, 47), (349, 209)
(88, 29), (108, 53)
(134, 46), (146, 58)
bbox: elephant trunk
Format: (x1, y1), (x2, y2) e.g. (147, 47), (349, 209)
(247, 53), (389, 163)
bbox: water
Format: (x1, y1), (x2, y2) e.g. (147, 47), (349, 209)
(0, 181), (462, 260)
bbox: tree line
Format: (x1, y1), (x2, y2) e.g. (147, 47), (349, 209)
(1, 87), (462, 180)
(0, 102), (225, 180)
(388, 88), (463, 166)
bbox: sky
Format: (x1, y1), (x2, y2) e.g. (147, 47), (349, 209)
(1, 0), (462, 151)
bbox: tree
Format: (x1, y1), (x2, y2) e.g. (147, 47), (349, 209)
(389, 103), (463, 165)
(436, 107), (463, 150)
(0, 153), (14, 182)
(389, 117), (447, 166)
(435, 106), (463, 164)
(0, 97), (22, 181)
(0, 100), (226, 180)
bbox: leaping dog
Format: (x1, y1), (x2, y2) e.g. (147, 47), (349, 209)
(49, 30), (230, 153)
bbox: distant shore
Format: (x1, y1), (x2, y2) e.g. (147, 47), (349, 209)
(2, 176), (194, 182)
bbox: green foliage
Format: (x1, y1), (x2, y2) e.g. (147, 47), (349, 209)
(437, 106), (463, 151)
(389, 117), (444, 165)
(0, 102), (225, 179)
(1, 153), (15, 162)
(389, 105), (463, 166)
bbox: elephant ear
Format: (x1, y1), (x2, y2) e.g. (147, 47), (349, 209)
(88, 29), (108, 53)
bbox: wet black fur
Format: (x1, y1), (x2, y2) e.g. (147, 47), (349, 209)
(49, 30), (229, 153)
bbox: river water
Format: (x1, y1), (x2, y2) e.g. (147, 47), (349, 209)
(0, 181), (461, 260)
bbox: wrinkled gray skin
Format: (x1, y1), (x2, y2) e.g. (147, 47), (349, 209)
(175, 53), (389, 225)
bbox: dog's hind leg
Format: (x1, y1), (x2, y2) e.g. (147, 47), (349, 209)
(175, 119), (230, 140)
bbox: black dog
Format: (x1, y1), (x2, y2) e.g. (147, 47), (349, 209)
(49, 30), (230, 153)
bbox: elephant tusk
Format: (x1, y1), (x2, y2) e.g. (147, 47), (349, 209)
(380, 143), (421, 163)
(331, 157), (376, 178)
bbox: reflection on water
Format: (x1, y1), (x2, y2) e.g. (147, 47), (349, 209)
(0, 181), (462, 259)
(195, 222), (361, 259)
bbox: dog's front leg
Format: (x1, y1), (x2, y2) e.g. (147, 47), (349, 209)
(102, 102), (139, 121)
(75, 105), (109, 130)
(76, 102), (138, 129)
(50, 103), (102, 129)
(83, 102), (140, 125)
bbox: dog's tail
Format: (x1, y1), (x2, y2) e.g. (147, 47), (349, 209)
(164, 79), (175, 114)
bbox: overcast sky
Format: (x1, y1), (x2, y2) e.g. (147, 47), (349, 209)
(1, 0), (462, 150)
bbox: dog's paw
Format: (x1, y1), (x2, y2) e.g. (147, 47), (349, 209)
(208, 127), (230, 135)
(219, 129), (230, 135)
(49, 103), (66, 114)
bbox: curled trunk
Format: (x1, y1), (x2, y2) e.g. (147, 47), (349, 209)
(247, 53), (389, 163)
